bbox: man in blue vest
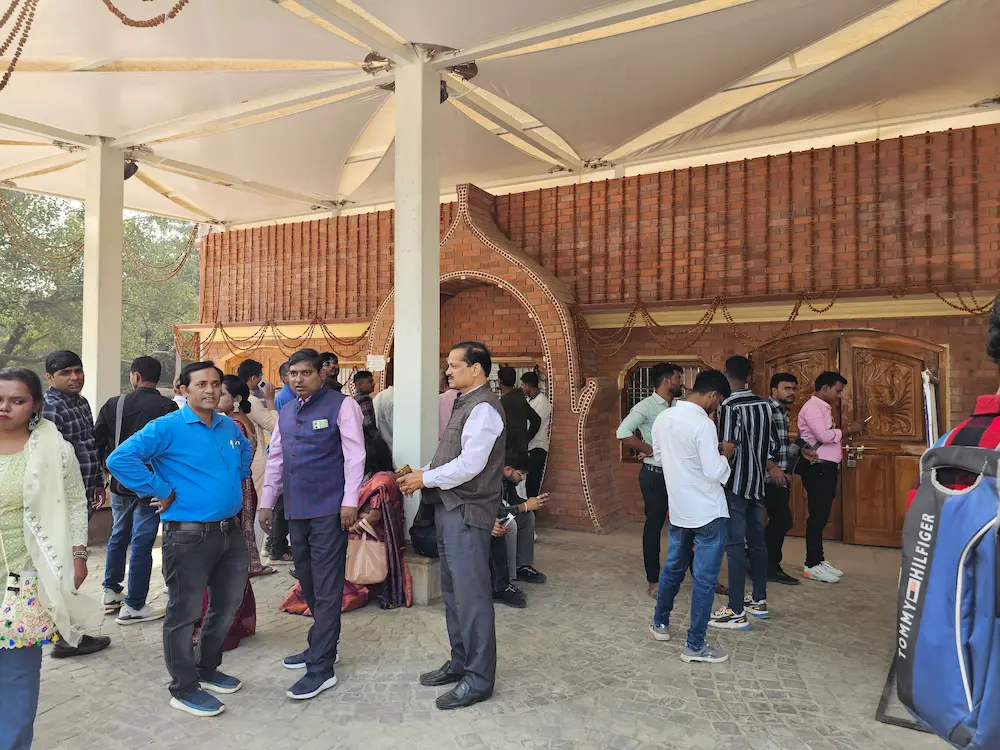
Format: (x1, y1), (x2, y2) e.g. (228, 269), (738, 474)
(259, 349), (366, 701)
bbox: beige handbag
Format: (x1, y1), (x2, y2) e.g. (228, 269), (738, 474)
(345, 517), (388, 585)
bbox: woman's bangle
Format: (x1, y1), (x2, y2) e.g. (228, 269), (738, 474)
(72, 550), (89, 561)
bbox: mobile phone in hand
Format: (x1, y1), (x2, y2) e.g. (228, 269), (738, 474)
(501, 513), (516, 528)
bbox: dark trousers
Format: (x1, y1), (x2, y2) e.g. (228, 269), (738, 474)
(638, 465), (669, 583)
(436, 503), (496, 694)
(526, 448), (547, 498)
(289, 514), (347, 677)
(268, 494), (290, 557)
(762, 484), (793, 574)
(161, 520), (248, 698)
(725, 490), (768, 611)
(801, 461), (839, 568)
(489, 532), (509, 594)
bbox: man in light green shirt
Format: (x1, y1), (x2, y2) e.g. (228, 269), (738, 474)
(616, 363), (683, 597)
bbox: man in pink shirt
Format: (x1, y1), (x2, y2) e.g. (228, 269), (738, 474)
(796, 371), (864, 583)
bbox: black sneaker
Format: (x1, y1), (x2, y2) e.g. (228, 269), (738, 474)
(51, 635), (111, 658)
(493, 583), (527, 608)
(768, 567), (801, 586)
(516, 565), (547, 584)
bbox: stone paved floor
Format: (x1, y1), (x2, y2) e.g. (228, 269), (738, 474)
(34, 525), (945, 750)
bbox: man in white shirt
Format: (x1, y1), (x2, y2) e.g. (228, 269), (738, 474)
(520, 372), (551, 498)
(648, 369), (735, 664)
(373, 385), (394, 451)
(399, 341), (506, 711)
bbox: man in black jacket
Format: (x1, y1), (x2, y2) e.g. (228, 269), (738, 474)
(498, 367), (540, 455)
(95, 356), (177, 625)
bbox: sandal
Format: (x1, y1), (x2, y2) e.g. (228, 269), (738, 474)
(249, 566), (277, 578)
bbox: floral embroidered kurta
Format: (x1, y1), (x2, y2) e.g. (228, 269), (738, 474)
(0, 449), (88, 648)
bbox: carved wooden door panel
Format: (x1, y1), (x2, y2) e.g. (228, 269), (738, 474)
(839, 334), (942, 547)
(751, 331), (841, 540)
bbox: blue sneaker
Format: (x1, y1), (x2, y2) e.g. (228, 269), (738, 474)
(283, 651), (339, 669)
(169, 688), (225, 717)
(287, 672), (338, 700)
(681, 643), (729, 664)
(198, 669), (243, 694)
(648, 623), (671, 641)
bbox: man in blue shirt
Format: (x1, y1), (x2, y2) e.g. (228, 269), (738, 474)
(107, 361), (252, 719)
(273, 361), (294, 411)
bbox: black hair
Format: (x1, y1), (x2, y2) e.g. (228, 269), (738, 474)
(45, 350), (82, 375)
(353, 370), (374, 383)
(498, 366), (516, 387)
(236, 359), (263, 382)
(221, 375), (251, 414)
(724, 355), (751, 383)
(131, 356), (162, 384)
(364, 428), (394, 476)
(0, 367), (43, 407)
(520, 371), (540, 389)
(770, 372), (798, 391)
(179, 361), (224, 388)
(814, 371), (848, 391)
(319, 351), (338, 368)
(287, 349), (323, 371)
(504, 446), (530, 471)
(988, 299), (1000, 365)
(691, 369), (732, 399)
(278, 361), (290, 378)
(451, 341), (492, 377)
(651, 362), (683, 388)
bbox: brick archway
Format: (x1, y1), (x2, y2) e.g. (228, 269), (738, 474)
(368, 184), (618, 532)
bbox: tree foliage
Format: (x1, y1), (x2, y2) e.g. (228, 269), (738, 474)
(0, 190), (200, 377)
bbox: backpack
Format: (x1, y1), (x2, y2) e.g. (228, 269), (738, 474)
(897, 445), (1000, 748)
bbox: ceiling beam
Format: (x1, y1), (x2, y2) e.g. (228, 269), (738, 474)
(112, 70), (393, 148)
(434, 0), (749, 69)
(0, 113), (96, 148)
(0, 152), (82, 182)
(605, 0), (947, 161)
(280, 0), (415, 65)
(134, 154), (340, 210)
(444, 74), (583, 171)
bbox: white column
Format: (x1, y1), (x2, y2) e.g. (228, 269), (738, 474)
(82, 143), (124, 412)
(393, 60), (440, 531)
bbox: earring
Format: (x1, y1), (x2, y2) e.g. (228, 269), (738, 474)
(233, 396), (242, 410)
(28, 413), (40, 431)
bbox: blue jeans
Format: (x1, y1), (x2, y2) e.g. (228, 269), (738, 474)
(653, 518), (728, 651)
(0, 645), (42, 749)
(102, 493), (161, 610)
(726, 490), (768, 613)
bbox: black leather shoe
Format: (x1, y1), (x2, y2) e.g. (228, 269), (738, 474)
(419, 661), (465, 687)
(51, 635), (111, 659)
(768, 567), (801, 586)
(435, 679), (492, 710)
(516, 565), (547, 584)
(493, 583), (527, 608)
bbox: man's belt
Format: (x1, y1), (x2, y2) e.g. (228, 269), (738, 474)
(162, 517), (240, 534)
(641, 464), (663, 474)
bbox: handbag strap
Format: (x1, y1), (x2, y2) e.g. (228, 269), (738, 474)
(357, 517), (378, 538)
(114, 392), (129, 449)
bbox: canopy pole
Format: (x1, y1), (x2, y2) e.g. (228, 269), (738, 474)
(82, 142), (124, 412)
(392, 59), (441, 531)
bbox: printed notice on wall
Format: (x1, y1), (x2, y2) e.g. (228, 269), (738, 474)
(366, 355), (387, 372)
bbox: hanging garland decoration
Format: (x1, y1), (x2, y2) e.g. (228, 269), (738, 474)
(0, 0), (38, 93)
(123, 225), (198, 281)
(101, 0), (193, 27)
(173, 319), (373, 363)
(0, 192), (85, 270)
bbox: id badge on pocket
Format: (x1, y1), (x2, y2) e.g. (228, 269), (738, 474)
(312, 418), (329, 431)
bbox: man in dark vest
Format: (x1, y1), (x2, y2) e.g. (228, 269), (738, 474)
(259, 349), (366, 701)
(399, 341), (506, 710)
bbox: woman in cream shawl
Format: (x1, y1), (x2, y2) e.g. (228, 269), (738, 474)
(0, 367), (102, 750)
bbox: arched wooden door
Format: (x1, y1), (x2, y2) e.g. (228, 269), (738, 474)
(752, 330), (944, 548)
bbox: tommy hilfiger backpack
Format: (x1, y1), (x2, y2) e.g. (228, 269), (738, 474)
(897, 446), (1000, 748)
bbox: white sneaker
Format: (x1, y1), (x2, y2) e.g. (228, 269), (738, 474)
(116, 603), (166, 625)
(103, 588), (125, 612)
(820, 560), (844, 578)
(803, 564), (840, 584)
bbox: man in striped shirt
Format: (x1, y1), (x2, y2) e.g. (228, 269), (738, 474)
(710, 356), (782, 631)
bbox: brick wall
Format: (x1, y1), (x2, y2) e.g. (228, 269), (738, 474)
(200, 126), (1000, 323)
(440, 285), (543, 358)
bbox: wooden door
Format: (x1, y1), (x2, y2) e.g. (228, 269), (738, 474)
(839, 334), (942, 547)
(221, 349), (285, 386)
(751, 331), (842, 540)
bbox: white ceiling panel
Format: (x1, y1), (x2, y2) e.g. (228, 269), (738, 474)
(0, 71), (356, 139)
(351, 0), (620, 51)
(151, 89), (389, 200)
(21, 0), (364, 62)
(658, 0), (999, 155)
(348, 99), (553, 204)
(475, 0), (891, 160)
